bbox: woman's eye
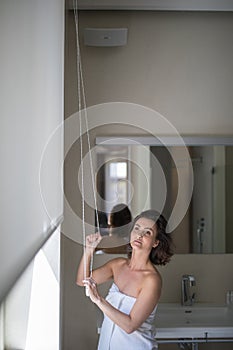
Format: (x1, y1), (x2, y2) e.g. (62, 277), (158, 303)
(145, 231), (151, 236)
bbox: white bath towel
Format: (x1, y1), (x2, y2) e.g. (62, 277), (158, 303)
(97, 283), (158, 350)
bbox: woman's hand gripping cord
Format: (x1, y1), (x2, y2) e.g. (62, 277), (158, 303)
(86, 232), (102, 253)
(83, 277), (102, 304)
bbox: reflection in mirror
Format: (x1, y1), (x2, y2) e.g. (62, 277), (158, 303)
(95, 139), (233, 254)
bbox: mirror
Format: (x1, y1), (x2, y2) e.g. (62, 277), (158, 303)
(95, 136), (233, 254)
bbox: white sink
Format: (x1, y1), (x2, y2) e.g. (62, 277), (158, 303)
(156, 303), (229, 326)
(155, 303), (233, 339)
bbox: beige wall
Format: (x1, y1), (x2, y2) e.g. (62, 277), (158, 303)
(62, 8), (233, 350)
(67, 10), (233, 134)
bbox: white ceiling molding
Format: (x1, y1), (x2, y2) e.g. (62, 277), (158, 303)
(69, 0), (233, 11)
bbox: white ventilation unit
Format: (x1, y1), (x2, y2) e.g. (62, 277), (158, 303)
(84, 28), (128, 47)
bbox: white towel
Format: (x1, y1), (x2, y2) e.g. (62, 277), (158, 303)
(98, 283), (158, 350)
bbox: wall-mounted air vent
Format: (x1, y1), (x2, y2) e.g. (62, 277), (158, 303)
(84, 28), (128, 47)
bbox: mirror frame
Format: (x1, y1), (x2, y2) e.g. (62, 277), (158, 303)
(96, 135), (233, 147)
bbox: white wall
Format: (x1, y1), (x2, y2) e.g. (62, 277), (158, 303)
(63, 9), (233, 350)
(0, 0), (64, 301)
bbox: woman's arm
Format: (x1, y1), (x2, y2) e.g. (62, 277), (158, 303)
(76, 233), (102, 286)
(76, 233), (122, 286)
(84, 273), (161, 334)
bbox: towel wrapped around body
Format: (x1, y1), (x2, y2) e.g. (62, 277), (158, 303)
(97, 283), (158, 350)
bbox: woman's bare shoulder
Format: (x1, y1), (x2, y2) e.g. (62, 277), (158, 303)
(109, 257), (128, 266)
(144, 267), (162, 290)
(107, 257), (128, 272)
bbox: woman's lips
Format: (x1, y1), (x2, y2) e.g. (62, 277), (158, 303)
(133, 239), (142, 245)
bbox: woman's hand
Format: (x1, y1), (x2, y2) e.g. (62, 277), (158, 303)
(83, 277), (102, 304)
(86, 232), (102, 253)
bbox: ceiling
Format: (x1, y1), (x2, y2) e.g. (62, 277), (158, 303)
(69, 0), (233, 11)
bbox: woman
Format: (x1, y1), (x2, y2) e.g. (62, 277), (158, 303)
(76, 210), (173, 350)
(96, 203), (132, 254)
(108, 203), (132, 233)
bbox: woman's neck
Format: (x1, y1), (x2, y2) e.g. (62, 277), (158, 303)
(128, 250), (151, 271)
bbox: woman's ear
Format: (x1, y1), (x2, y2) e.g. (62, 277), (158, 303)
(153, 240), (159, 248)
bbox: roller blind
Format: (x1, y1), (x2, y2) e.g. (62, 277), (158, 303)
(0, 0), (64, 302)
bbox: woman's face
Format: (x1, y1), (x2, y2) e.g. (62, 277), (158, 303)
(130, 217), (159, 251)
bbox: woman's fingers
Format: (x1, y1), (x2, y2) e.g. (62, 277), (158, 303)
(83, 277), (96, 286)
(86, 233), (102, 250)
(83, 278), (100, 302)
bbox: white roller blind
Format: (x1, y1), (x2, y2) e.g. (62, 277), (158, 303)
(0, 0), (64, 301)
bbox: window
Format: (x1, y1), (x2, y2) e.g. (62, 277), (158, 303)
(109, 162), (127, 179)
(0, 229), (60, 350)
(106, 161), (128, 213)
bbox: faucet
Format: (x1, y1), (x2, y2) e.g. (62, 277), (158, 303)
(181, 274), (196, 306)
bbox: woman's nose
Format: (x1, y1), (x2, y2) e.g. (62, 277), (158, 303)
(137, 230), (144, 238)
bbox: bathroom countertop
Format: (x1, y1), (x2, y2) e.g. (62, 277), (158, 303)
(156, 325), (233, 339)
(155, 303), (233, 339)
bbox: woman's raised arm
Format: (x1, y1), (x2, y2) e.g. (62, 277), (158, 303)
(76, 233), (119, 286)
(76, 233), (102, 286)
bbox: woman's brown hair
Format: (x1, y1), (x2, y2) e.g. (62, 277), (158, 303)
(127, 209), (173, 265)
